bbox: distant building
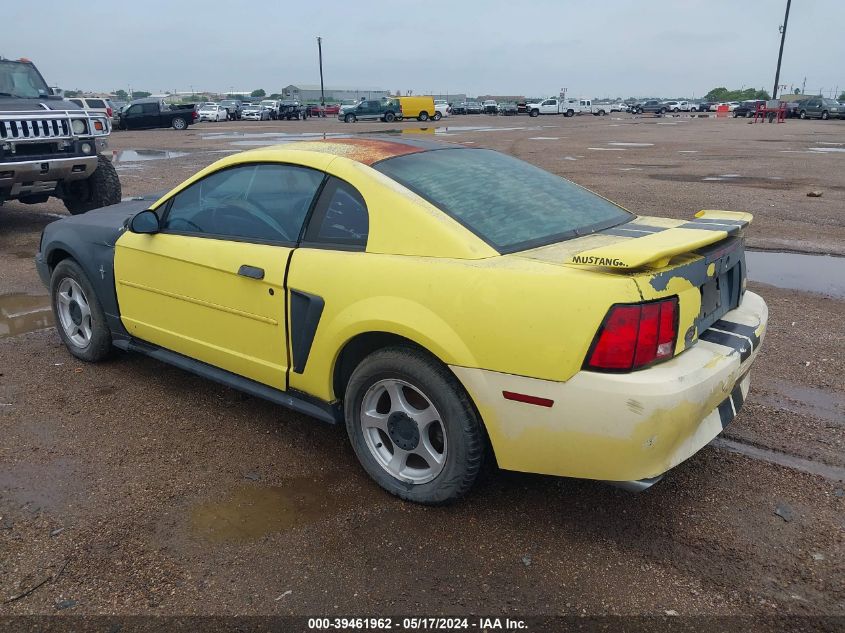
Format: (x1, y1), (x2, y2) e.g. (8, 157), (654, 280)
(430, 93), (467, 104)
(476, 94), (527, 103)
(281, 84), (390, 103)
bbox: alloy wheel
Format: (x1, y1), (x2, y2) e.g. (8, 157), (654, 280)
(56, 278), (92, 348)
(359, 379), (447, 485)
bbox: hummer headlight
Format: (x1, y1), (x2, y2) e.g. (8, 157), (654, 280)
(71, 119), (86, 134)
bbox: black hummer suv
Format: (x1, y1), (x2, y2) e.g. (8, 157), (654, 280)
(0, 57), (120, 214)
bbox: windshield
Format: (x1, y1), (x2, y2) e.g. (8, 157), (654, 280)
(0, 60), (51, 98)
(374, 148), (631, 253)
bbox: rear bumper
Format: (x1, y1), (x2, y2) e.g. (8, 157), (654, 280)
(0, 155), (99, 198)
(451, 291), (768, 484)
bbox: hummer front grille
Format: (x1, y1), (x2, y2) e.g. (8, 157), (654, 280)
(1, 118), (71, 139)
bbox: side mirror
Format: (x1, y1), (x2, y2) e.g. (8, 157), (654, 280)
(129, 210), (160, 234)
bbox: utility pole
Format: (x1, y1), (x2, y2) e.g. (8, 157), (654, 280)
(317, 36), (325, 107)
(772, 0), (791, 99)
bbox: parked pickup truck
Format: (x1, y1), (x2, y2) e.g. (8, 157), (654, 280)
(117, 98), (197, 130)
(526, 97), (609, 117)
(339, 98), (402, 123)
(0, 56), (120, 215)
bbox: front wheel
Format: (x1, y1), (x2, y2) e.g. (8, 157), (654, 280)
(821, 111), (829, 120)
(799, 110), (807, 119)
(433, 111), (442, 121)
(529, 109), (539, 117)
(344, 347), (485, 505)
(418, 111), (429, 122)
(344, 113), (356, 123)
(62, 155), (122, 215)
(384, 111), (396, 122)
(50, 259), (113, 362)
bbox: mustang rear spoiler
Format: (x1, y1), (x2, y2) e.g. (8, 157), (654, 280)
(566, 211), (753, 270)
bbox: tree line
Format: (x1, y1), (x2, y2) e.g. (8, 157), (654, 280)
(703, 87), (771, 102)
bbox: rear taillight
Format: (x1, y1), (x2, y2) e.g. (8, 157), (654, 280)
(107, 107), (113, 118)
(585, 298), (678, 372)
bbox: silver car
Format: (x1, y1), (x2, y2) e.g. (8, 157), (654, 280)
(241, 105), (271, 121)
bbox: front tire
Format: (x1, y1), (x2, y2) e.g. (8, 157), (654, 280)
(529, 109), (539, 117)
(799, 110), (807, 119)
(62, 155), (122, 215)
(344, 347), (485, 505)
(821, 111), (829, 120)
(433, 111), (442, 121)
(345, 113), (356, 123)
(418, 111), (429, 122)
(50, 259), (112, 362)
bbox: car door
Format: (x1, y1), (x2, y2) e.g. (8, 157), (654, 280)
(114, 162), (326, 390)
(122, 104), (144, 129)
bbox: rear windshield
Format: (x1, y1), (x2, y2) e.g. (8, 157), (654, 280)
(374, 148), (631, 253)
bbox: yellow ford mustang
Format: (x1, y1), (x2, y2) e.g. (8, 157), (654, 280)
(36, 137), (767, 503)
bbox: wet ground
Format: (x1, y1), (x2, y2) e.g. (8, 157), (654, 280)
(0, 113), (843, 621)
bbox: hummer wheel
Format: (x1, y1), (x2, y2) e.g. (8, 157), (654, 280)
(62, 155), (122, 215)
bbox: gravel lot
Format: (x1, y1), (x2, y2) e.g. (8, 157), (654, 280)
(0, 113), (843, 624)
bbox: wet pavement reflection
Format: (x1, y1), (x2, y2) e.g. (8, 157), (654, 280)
(0, 294), (53, 338)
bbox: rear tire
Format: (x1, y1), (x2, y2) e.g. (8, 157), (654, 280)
(821, 111), (829, 120)
(418, 111), (429, 122)
(384, 111), (396, 122)
(799, 110), (807, 119)
(344, 347), (485, 505)
(172, 117), (187, 130)
(433, 111), (442, 121)
(62, 155), (122, 215)
(50, 259), (112, 363)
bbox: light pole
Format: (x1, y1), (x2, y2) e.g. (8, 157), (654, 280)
(317, 36), (325, 107)
(772, 0), (792, 99)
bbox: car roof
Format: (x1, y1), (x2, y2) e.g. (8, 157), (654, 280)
(259, 136), (462, 166)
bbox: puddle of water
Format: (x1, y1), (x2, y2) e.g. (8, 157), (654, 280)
(618, 167), (643, 171)
(809, 147), (845, 153)
(190, 477), (341, 542)
(746, 251), (845, 298)
(650, 174), (789, 189)
(608, 142), (654, 147)
(588, 147), (626, 151)
(112, 149), (190, 163)
(528, 137), (559, 140)
(711, 438), (845, 482)
(0, 294), (53, 338)
(678, 150), (699, 153)
(758, 379), (845, 426)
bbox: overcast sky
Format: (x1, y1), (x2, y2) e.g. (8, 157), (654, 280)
(6, 0), (843, 98)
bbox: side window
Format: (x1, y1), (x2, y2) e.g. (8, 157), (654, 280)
(141, 102), (158, 114)
(162, 164), (324, 243)
(304, 177), (369, 249)
(69, 99), (83, 107)
(126, 105), (141, 115)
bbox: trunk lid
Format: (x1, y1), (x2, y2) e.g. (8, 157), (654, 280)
(517, 210), (751, 353)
